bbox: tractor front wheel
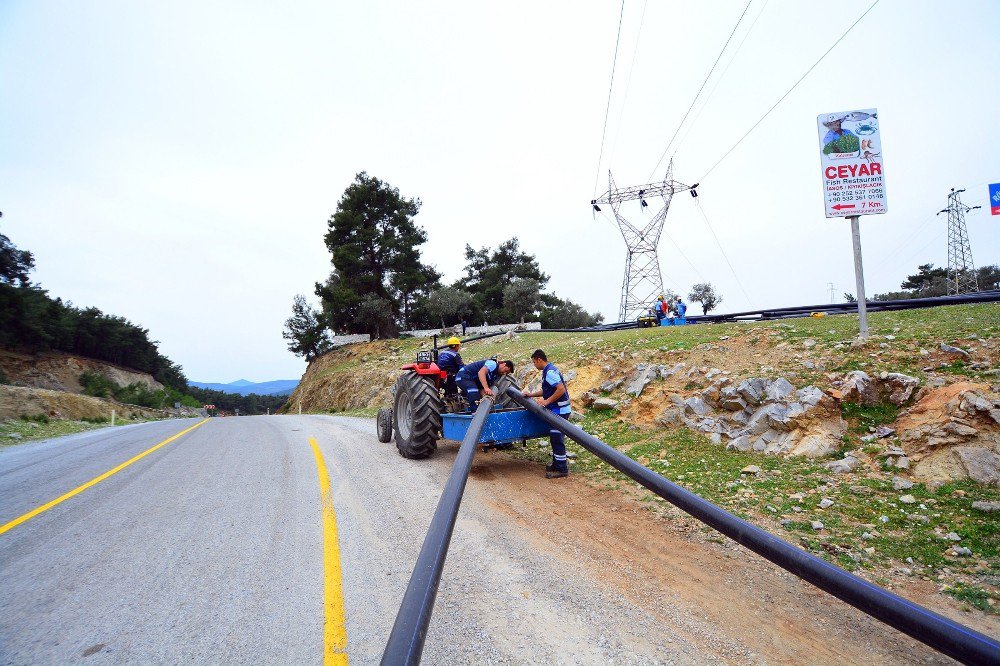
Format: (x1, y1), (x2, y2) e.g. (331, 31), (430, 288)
(392, 373), (442, 459)
(376, 407), (393, 443)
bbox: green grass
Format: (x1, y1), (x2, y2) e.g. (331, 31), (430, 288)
(0, 416), (147, 445)
(512, 409), (1000, 587)
(841, 402), (900, 435)
(944, 583), (999, 614)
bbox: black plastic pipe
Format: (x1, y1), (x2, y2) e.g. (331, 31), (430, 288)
(505, 387), (1000, 666)
(541, 290), (1000, 331)
(381, 397), (494, 666)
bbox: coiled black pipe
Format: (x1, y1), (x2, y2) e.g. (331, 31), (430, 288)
(381, 397), (495, 665)
(505, 386), (1000, 666)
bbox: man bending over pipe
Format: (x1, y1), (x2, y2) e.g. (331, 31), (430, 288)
(455, 358), (514, 411)
(524, 349), (572, 479)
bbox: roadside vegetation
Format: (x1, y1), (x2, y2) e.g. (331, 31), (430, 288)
(1, 412), (161, 445)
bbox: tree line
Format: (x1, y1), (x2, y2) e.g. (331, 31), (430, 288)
(284, 172), (603, 359)
(1, 225), (284, 415)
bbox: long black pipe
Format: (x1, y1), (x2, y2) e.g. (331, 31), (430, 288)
(541, 290), (1000, 331)
(505, 387), (1000, 665)
(381, 397), (495, 665)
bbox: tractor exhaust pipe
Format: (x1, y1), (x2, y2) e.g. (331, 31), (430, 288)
(381, 396), (495, 665)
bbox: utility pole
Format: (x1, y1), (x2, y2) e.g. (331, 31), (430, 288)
(937, 188), (981, 295)
(591, 160), (697, 321)
(827, 282), (835, 303)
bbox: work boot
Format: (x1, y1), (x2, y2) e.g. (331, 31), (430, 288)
(545, 469), (569, 479)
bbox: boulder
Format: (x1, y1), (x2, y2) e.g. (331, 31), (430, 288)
(737, 378), (768, 405)
(599, 379), (624, 393)
(719, 386), (747, 411)
(883, 373), (920, 405)
(971, 501), (1000, 512)
(624, 365), (658, 397)
(952, 447), (1000, 485)
(727, 435), (752, 452)
(592, 397), (620, 411)
(580, 391), (598, 407)
(796, 386), (825, 407)
(683, 396), (712, 417)
(824, 455), (862, 473)
(839, 371), (878, 405)
(765, 377), (795, 402)
(940, 343), (970, 359)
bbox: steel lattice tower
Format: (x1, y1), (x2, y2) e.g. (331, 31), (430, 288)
(591, 160), (696, 321)
(937, 188), (981, 295)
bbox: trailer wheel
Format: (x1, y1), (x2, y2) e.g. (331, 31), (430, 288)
(376, 407), (393, 443)
(392, 373), (442, 459)
(492, 374), (520, 409)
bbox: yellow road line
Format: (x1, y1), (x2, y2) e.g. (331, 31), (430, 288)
(309, 437), (349, 665)
(0, 419), (209, 537)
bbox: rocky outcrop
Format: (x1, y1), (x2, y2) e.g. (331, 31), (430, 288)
(655, 376), (846, 458)
(894, 382), (1000, 485)
(833, 370), (920, 406)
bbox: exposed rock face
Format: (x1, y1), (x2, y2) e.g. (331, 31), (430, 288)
(834, 370), (920, 406)
(656, 377), (846, 459)
(894, 382), (1000, 485)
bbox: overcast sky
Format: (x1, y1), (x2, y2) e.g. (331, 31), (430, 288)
(2, 0), (997, 382)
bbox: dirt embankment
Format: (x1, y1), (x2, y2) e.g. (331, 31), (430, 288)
(0, 349), (163, 394)
(0, 385), (172, 421)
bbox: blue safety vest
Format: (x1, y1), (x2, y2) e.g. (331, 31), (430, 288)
(541, 363), (571, 414)
(677, 301), (687, 316)
(459, 359), (498, 386)
(437, 349), (463, 374)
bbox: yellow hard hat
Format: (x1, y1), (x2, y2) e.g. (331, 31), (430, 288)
(447, 336), (461, 346)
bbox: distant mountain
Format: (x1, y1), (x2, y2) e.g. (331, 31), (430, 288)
(189, 379), (299, 396)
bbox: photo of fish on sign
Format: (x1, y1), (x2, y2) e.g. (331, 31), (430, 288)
(817, 108), (887, 218)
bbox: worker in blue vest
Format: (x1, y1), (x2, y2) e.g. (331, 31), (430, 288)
(455, 357), (514, 411)
(524, 349), (572, 478)
(436, 336), (464, 396)
(674, 295), (688, 325)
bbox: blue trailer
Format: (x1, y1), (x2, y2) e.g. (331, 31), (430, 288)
(441, 407), (551, 447)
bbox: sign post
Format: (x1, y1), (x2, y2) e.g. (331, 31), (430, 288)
(849, 215), (868, 339)
(818, 107), (886, 340)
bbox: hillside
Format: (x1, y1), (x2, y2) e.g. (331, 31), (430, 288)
(0, 349), (164, 394)
(189, 379), (299, 396)
(288, 303), (1000, 615)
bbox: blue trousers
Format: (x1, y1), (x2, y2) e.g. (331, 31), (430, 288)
(457, 374), (484, 411)
(549, 410), (570, 472)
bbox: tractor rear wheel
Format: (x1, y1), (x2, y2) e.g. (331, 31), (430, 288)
(376, 407), (392, 443)
(493, 375), (520, 409)
(392, 373), (442, 459)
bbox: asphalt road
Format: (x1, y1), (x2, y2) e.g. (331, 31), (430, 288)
(0, 415), (720, 665)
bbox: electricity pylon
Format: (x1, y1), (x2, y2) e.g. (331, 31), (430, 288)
(591, 160), (696, 322)
(937, 188), (981, 295)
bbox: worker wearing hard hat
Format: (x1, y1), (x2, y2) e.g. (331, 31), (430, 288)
(437, 336), (464, 396)
(655, 294), (668, 323)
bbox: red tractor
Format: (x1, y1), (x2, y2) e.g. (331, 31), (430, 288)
(376, 349), (519, 459)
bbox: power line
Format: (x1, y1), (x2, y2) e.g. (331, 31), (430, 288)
(592, 0), (627, 198)
(647, 0), (754, 181)
(673, 0), (772, 159)
(698, 0), (882, 182)
(607, 0), (649, 168)
(693, 199), (755, 308)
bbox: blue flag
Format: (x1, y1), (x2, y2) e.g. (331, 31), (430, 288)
(990, 183), (1000, 216)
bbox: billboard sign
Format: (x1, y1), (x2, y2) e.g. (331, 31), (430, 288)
(817, 108), (886, 218)
(990, 183), (1000, 216)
